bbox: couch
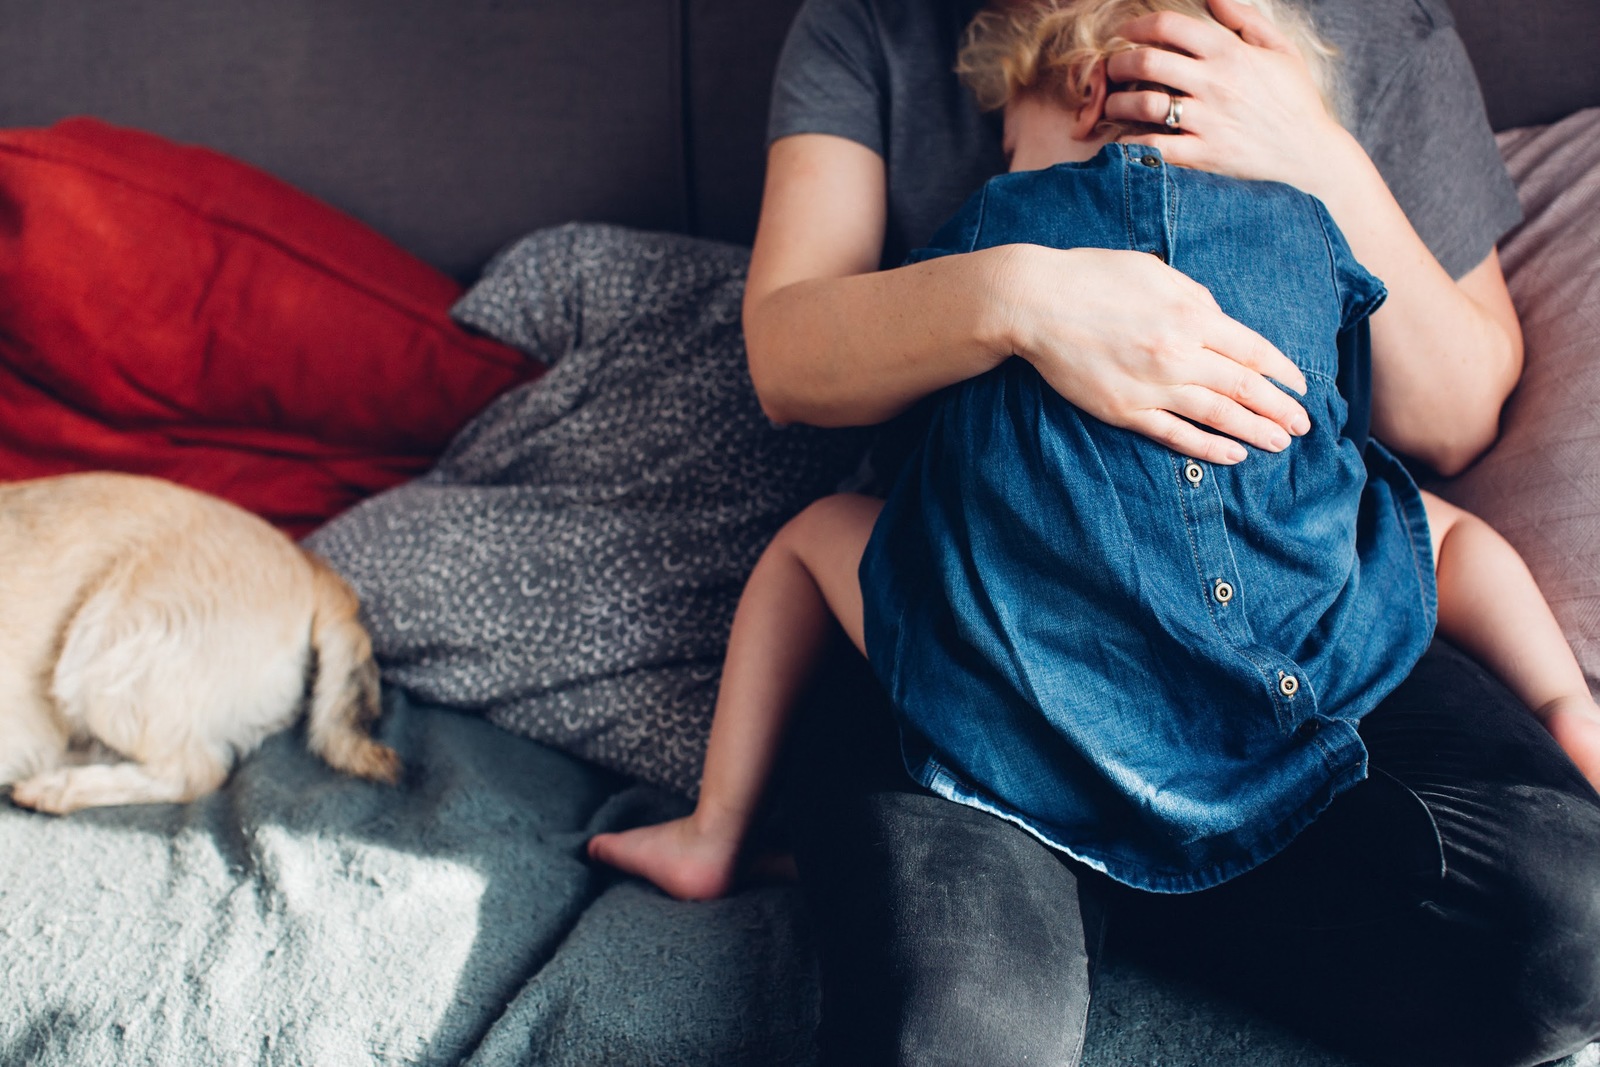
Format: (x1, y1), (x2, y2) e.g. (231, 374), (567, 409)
(0, 1), (1597, 1064)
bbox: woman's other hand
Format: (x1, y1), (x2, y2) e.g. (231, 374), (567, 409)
(1104, 0), (1356, 197)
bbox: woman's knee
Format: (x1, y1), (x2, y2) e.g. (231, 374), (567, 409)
(1429, 781), (1600, 1063)
(1498, 807), (1600, 1052)
(816, 791), (1097, 1067)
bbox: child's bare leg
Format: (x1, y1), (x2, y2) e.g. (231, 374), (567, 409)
(587, 493), (882, 899)
(1423, 491), (1600, 787)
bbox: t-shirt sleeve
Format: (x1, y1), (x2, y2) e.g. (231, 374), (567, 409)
(1353, 19), (1521, 280)
(766, 0), (888, 155)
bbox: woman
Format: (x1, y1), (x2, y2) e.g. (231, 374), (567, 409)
(747, 0), (1600, 1064)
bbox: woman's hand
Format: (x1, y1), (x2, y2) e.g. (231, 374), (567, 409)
(746, 133), (1310, 466)
(1103, 0), (1359, 198)
(997, 243), (1308, 464)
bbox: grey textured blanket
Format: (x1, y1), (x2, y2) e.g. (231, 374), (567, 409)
(308, 224), (865, 796)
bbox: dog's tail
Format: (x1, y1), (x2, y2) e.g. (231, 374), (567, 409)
(303, 552), (402, 785)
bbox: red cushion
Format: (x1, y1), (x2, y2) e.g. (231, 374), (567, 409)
(0, 118), (540, 537)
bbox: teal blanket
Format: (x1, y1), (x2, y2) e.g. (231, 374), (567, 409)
(0, 695), (817, 1066)
(4, 695), (1592, 1066)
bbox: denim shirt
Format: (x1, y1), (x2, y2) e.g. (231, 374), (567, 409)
(858, 144), (1438, 892)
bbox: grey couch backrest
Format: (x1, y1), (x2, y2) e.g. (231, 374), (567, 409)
(0, 0), (1594, 277)
(0, 0), (803, 278)
(1447, 0), (1600, 132)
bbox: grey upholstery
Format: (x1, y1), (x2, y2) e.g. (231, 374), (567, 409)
(1447, 0), (1600, 131)
(0, 0), (801, 278)
(685, 0), (807, 243)
(0, 0), (1590, 280)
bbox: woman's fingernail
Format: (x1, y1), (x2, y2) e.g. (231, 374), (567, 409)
(1226, 443), (1248, 463)
(1270, 430), (1291, 450)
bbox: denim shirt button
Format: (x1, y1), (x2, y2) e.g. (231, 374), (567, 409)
(1148, 248), (1167, 263)
(1213, 579), (1234, 604)
(1278, 671), (1300, 697)
(1295, 718), (1320, 740)
(1140, 154), (1161, 168)
(1183, 460), (1204, 486)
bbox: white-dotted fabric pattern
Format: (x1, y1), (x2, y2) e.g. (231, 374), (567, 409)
(309, 224), (866, 795)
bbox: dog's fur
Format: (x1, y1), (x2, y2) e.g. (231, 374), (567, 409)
(0, 472), (400, 813)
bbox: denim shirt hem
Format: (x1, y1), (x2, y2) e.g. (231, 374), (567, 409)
(911, 729), (1371, 893)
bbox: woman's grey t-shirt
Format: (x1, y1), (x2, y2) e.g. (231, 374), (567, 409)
(767, 0), (1520, 277)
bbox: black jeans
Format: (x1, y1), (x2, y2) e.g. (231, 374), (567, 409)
(786, 639), (1600, 1067)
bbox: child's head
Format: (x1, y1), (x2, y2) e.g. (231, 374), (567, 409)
(957, 0), (1340, 158)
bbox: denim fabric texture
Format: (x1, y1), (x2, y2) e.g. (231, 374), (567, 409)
(858, 144), (1439, 892)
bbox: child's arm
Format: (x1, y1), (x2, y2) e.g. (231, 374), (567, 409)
(1422, 491), (1600, 787)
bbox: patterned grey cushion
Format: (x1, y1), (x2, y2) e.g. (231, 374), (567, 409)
(308, 223), (866, 795)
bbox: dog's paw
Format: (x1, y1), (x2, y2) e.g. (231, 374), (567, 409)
(356, 743), (403, 786)
(321, 736), (403, 785)
(10, 769), (79, 814)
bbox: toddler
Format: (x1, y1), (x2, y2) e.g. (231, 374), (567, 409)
(589, 0), (1600, 899)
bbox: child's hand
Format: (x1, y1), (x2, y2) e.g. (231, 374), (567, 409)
(1540, 695), (1600, 794)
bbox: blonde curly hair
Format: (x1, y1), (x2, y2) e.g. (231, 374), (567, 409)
(955, 0), (1341, 135)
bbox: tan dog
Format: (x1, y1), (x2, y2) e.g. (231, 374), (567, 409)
(0, 472), (400, 813)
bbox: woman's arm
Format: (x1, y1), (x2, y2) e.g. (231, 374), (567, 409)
(742, 134), (1004, 427)
(745, 133), (1313, 466)
(1106, 0), (1523, 475)
(1325, 169), (1520, 474)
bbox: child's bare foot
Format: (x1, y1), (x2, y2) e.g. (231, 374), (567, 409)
(587, 816), (741, 901)
(1540, 694), (1600, 791)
